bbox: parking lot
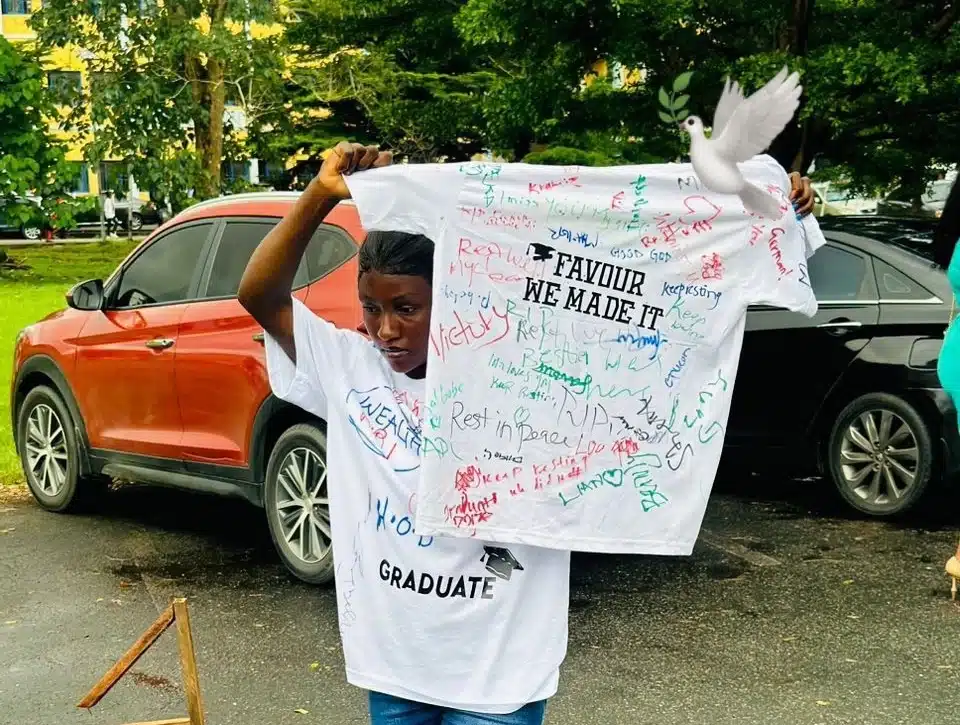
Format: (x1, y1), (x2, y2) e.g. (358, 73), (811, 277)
(1, 473), (959, 725)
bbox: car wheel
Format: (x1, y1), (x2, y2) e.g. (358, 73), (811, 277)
(826, 393), (934, 516)
(21, 225), (42, 241)
(129, 212), (143, 231)
(264, 423), (334, 584)
(16, 385), (102, 512)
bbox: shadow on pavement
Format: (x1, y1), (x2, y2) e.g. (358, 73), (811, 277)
(713, 464), (960, 532)
(45, 462), (958, 604)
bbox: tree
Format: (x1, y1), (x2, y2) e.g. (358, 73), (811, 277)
(0, 36), (81, 233)
(32, 0), (291, 201)
(277, 0), (496, 164)
(296, 0), (958, 193)
(458, 0), (960, 190)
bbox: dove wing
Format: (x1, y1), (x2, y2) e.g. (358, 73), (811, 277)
(712, 67), (802, 163)
(711, 77), (744, 137)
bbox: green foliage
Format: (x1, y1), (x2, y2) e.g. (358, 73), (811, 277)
(282, 0), (493, 162)
(23, 0), (958, 196)
(0, 37), (81, 231)
(289, 0), (956, 191)
(657, 72), (694, 126)
(32, 0), (291, 201)
(523, 146), (618, 166)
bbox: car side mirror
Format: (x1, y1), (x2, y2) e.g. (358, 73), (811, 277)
(66, 279), (104, 311)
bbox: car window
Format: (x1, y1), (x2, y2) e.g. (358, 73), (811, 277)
(205, 221), (274, 299)
(873, 259), (932, 300)
(114, 223), (212, 308)
(807, 244), (868, 301)
(304, 225), (357, 282)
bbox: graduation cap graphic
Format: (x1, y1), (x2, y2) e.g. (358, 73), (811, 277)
(526, 243), (555, 262)
(481, 546), (524, 581)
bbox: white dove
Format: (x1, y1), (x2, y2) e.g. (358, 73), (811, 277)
(680, 66), (802, 219)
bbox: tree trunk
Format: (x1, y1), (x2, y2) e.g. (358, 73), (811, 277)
(770, 0), (815, 171)
(512, 131), (533, 162)
(184, 0), (229, 200)
(202, 57), (226, 198)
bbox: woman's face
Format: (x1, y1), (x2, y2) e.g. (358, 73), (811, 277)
(358, 271), (432, 378)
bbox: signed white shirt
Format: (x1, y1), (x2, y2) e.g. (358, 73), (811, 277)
(346, 156), (824, 554)
(265, 303), (570, 712)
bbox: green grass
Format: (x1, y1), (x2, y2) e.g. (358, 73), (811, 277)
(0, 240), (138, 485)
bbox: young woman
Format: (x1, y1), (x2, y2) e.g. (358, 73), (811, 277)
(239, 144), (567, 725)
(238, 142), (816, 724)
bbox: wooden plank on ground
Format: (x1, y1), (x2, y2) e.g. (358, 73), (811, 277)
(77, 603), (176, 709)
(173, 598), (206, 725)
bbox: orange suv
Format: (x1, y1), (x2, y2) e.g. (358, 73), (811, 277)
(10, 193), (365, 584)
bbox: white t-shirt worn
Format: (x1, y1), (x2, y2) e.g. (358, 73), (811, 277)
(346, 157), (825, 555)
(264, 301), (570, 713)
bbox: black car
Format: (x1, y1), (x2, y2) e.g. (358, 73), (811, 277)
(0, 196), (45, 240)
(817, 215), (936, 260)
(65, 197), (166, 234)
(727, 220), (958, 516)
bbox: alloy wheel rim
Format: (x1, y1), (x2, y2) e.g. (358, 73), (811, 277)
(275, 447), (331, 564)
(839, 409), (919, 510)
(25, 404), (69, 497)
(23, 227), (41, 240)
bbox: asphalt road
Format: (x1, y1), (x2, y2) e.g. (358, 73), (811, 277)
(1, 474), (959, 725)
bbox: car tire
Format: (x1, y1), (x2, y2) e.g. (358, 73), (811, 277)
(16, 385), (103, 512)
(21, 225), (42, 241)
(826, 392), (935, 517)
(264, 423), (334, 585)
(129, 212), (143, 231)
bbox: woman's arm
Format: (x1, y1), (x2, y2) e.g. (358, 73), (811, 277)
(238, 142), (391, 363)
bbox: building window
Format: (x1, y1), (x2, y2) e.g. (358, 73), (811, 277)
(64, 163), (90, 194)
(221, 160), (250, 184)
(99, 161), (129, 197)
(2, 0), (30, 14)
(48, 71), (82, 95)
(259, 160), (286, 188)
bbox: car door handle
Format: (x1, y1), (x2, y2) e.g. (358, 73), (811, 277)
(144, 338), (174, 350)
(252, 331), (265, 344)
(817, 319), (862, 334)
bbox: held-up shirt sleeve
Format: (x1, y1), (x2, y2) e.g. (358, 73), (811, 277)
(264, 297), (364, 419)
(740, 155), (826, 315)
(344, 163), (466, 242)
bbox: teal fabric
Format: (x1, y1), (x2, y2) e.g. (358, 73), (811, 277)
(938, 240), (960, 414)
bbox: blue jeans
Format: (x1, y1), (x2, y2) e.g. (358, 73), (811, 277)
(369, 692), (546, 725)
